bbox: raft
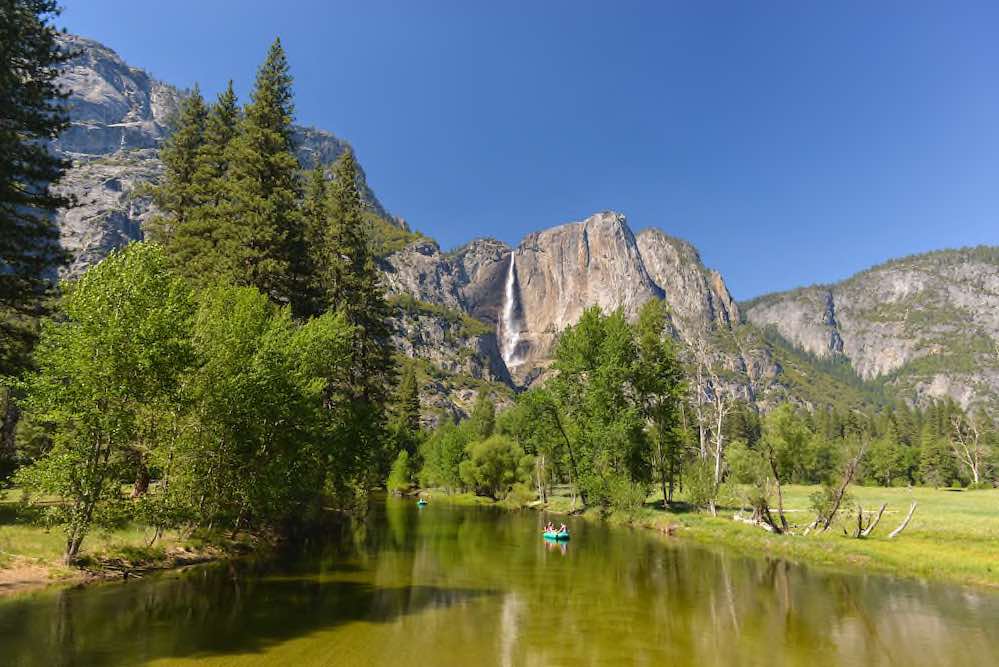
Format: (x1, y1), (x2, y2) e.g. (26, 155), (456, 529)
(543, 530), (570, 541)
(417, 499), (428, 506)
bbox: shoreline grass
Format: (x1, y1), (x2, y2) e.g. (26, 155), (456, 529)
(0, 489), (261, 597)
(418, 484), (999, 590)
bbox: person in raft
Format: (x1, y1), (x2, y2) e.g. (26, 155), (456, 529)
(545, 521), (555, 533)
(558, 523), (568, 535)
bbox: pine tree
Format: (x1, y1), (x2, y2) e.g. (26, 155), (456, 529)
(172, 81), (240, 285)
(218, 38), (303, 307)
(319, 148), (395, 473)
(396, 363), (422, 435)
(296, 164), (328, 316)
(0, 0), (71, 376)
(388, 362), (422, 457)
(146, 85), (207, 246)
(919, 422), (956, 487)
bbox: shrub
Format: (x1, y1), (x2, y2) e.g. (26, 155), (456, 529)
(387, 451), (412, 494)
(609, 477), (649, 518)
(458, 435), (527, 499)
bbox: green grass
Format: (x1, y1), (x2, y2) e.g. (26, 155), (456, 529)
(0, 489), (254, 588)
(619, 485), (999, 589)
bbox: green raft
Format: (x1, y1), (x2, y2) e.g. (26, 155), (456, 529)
(417, 499), (428, 506)
(543, 530), (570, 541)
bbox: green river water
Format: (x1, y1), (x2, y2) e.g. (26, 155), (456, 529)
(1, 498), (997, 666)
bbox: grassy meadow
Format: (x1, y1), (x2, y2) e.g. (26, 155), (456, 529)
(620, 485), (999, 589)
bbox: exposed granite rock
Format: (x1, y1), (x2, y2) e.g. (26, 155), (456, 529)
(744, 248), (999, 409)
(451, 238), (510, 326)
(502, 211), (663, 378)
(390, 311), (509, 386)
(55, 150), (162, 276)
(391, 309), (513, 425)
(636, 228), (740, 339)
(381, 240), (465, 309)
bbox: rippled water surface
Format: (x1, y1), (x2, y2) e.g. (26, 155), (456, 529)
(2, 498), (998, 666)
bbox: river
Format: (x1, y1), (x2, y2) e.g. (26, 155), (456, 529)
(1, 498), (997, 666)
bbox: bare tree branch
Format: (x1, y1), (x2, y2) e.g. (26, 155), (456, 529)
(888, 501), (917, 539)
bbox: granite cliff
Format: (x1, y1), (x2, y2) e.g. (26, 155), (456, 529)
(744, 248), (999, 410)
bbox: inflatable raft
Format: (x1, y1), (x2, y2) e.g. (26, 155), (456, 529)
(543, 530), (570, 541)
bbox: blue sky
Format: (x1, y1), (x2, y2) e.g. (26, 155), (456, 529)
(62, 1), (999, 299)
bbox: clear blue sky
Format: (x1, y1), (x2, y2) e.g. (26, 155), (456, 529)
(61, 1), (999, 300)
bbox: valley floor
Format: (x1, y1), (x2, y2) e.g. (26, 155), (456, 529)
(427, 485), (999, 589)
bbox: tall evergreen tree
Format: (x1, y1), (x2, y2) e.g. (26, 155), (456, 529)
(146, 85), (207, 247)
(296, 164), (328, 316)
(180, 81), (240, 281)
(0, 0), (71, 376)
(218, 38), (304, 308)
(1, 0), (72, 470)
(319, 148), (395, 475)
(388, 361), (422, 457)
(394, 362), (421, 435)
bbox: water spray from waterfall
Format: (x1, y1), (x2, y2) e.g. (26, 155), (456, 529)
(501, 251), (523, 368)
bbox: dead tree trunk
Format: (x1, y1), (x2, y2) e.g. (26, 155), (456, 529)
(888, 502), (917, 539)
(819, 441), (868, 532)
(860, 503), (887, 538)
(1, 392), (20, 467)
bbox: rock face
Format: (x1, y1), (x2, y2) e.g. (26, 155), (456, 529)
(500, 212), (662, 376)
(744, 248), (999, 410)
(51, 34), (394, 277)
(380, 210), (764, 390)
(636, 228), (740, 337)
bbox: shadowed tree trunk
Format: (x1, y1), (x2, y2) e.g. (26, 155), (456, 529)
(1, 392), (21, 471)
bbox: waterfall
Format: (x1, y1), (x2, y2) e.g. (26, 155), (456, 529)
(501, 251), (522, 368)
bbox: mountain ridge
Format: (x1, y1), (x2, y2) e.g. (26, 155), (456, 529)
(47, 33), (998, 416)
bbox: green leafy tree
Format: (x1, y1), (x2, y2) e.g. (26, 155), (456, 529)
(866, 423), (905, 487)
(418, 415), (467, 492)
(548, 306), (647, 507)
(15, 244), (195, 561)
(458, 434), (528, 500)
(499, 388), (565, 504)
(632, 299), (686, 507)
(387, 450), (412, 494)
(466, 393), (496, 441)
(176, 286), (353, 530)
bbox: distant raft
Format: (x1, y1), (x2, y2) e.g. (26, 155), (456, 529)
(543, 530), (570, 541)
(417, 499), (429, 507)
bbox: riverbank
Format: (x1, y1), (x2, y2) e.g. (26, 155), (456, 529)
(0, 491), (262, 597)
(419, 485), (999, 589)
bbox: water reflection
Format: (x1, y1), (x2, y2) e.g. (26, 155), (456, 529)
(0, 499), (997, 666)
